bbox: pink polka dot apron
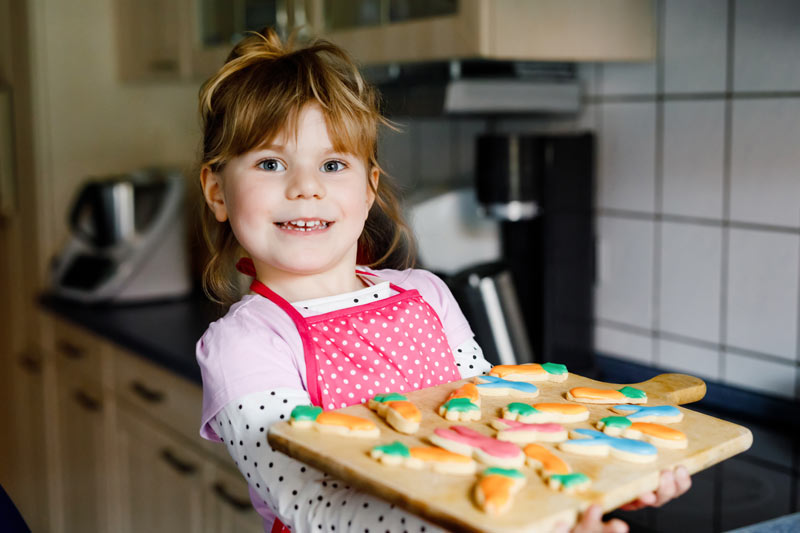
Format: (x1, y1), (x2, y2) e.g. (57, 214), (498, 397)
(236, 258), (462, 532)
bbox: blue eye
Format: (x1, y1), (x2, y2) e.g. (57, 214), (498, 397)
(258, 159), (286, 171)
(321, 160), (346, 172)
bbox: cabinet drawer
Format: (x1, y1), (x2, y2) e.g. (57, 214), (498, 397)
(114, 348), (203, 445)
(52, 318), (106, 384)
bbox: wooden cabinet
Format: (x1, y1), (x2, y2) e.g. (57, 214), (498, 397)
(204, 464), (265, 533)
(115, 407), (206, 533)
(7, 348), (51, 533)
(22, 313), (263, 532)
(307, 0), (656, 65)
(54, 370), (113, 533)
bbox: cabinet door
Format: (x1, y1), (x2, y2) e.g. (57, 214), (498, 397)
(55, 371), (109, 533)
(204, 464), (264, 533)
(116, 407), (205, 533)
(114, 0), (187, 80)
(8, 350), (50, 533)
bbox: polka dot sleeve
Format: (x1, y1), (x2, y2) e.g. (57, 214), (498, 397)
(212, 389), (444, 533)
(452, 338), (493, 378)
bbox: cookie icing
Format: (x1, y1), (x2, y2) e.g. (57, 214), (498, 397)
(433, 426), (522, 459)
(523, 443), (571, 475)
(489, 363), (569, 381)
(611, 404), (683, 422)
(442, 397), (480, 412)
(549, 472), (591, 490)
(567, 386), (647, 404)
(563, 428), (657, 456)
(475, 375), (539, 395)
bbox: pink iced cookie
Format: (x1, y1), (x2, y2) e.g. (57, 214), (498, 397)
(430, 426), (525, 468)
(490, 418), (568, 443)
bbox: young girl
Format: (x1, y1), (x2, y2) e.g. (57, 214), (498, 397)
(196, 29), (690, 533)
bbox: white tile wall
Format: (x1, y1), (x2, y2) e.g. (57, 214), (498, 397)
(657, 338), (720, 382)
(595, 216), (654, 329)
(594, 325), (654, 366)
(598, 62), (657, 96)
(662, 0), (728, 93)
(659, 222), (722, 343)
(729, 99), (800, 228)
(661, 100), (726, 219)
(378, 0), (800, 402)
(726, 228), (799, 361)
(597, 103), (657, 212)
(733, 0), (800, 92)
(723, 351), (796, 399)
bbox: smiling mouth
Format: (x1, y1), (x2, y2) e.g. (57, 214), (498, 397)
(275, 219), (331, 232)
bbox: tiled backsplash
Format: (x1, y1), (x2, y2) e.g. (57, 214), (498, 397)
(378, 0), (800, 401)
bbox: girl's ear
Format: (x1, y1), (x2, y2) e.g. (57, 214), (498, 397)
(200, 166), (229, 222)
(367, 167), (380, 210)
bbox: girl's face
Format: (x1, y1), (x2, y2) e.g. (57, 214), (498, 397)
(202, 104), (377, 290)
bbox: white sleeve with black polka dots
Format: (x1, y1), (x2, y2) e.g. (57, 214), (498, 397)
(212, 388), (443, 533)
(452, 338), (493, 378)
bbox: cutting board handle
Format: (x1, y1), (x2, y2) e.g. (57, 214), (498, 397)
(621, 373), (706, 405)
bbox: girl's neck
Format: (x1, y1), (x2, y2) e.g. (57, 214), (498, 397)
(254, 266), (367, 303)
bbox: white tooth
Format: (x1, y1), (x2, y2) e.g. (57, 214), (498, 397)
(295, 220), (306, 227)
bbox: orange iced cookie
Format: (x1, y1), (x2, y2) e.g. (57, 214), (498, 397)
(368, 393), (422, 434)
(489, 363), (569, 383)
(290, 405), (380, 438)
(523, 443), (571, 475)
(370, 441), (476, 475)
(473, 467), (526, 515)
(566, 386), (647, 404)
(597, 417), (688, 449)
(502, 402), (589, 423)
(439, 383), (481, 421)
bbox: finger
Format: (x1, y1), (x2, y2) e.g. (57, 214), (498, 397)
(603, 518), (629, 533)
(674, 465), (692, 496)
(550, 521), (570, 533)
(620, 490), (656, 511)
(653, 469), (677, 506)
(573, 504), (604, 532)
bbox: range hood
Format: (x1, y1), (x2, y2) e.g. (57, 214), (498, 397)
(365, 60), (581, 117)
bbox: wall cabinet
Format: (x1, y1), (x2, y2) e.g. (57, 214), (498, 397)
(114, 0), (654, 82)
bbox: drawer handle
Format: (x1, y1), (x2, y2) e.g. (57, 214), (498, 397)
(57, 340), (85, 359)
(160, 449), (197, 475)
(74, 390), (102, 412)
(19, 354), (42, 374)
(213, 483), (252, 511)
(131, 381), (165, 403)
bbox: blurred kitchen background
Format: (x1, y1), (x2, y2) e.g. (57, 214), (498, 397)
(1, 1), (799, 532)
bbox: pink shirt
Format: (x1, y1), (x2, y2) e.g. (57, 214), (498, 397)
(197, 268), (474, 441)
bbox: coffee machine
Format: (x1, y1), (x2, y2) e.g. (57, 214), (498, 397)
(453, 133), (596, 374)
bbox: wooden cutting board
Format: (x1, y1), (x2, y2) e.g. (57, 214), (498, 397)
(268, 372), (752, 532)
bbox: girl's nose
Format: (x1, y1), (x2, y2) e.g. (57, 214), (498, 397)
(285, 168), (325, 199)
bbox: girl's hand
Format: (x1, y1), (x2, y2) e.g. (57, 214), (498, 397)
(551, 504), (628, 533)
(552, 466), (691, 532)
(619, 466), (692, 511)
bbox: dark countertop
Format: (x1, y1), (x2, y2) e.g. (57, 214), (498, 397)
(40, 290), (225, 383)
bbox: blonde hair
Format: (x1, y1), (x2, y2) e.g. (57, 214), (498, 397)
(198, 28), (415, 305)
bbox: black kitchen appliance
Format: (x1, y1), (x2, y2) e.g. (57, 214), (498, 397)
(470, 132), (596, 374)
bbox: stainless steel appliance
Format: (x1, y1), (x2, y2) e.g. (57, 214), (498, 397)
(51, 168), (192, 304)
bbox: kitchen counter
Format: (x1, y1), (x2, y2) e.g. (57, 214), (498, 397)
(40, 290), (224, 383)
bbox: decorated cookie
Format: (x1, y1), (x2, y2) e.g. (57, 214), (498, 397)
(597, 417), (688, 449)
(610, 404), (684, 423)
(474, 467), (526, 515)
(566, 386), (647, 405)
(367, 393), (422, 434)
(474, 375), (540, 397)
(439, 383), (481, 421)
(490, 418), (568, 443)
(523, 443), (571, 475)
(548, 472), (592, 493)
(370, 441), (476, 475)
(489, 362), (569, 383)
(430, 425), (525, 468)
(559, 429), (657, 463)
(502, 402), (590, 424)
(289, 405), (379, 438)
